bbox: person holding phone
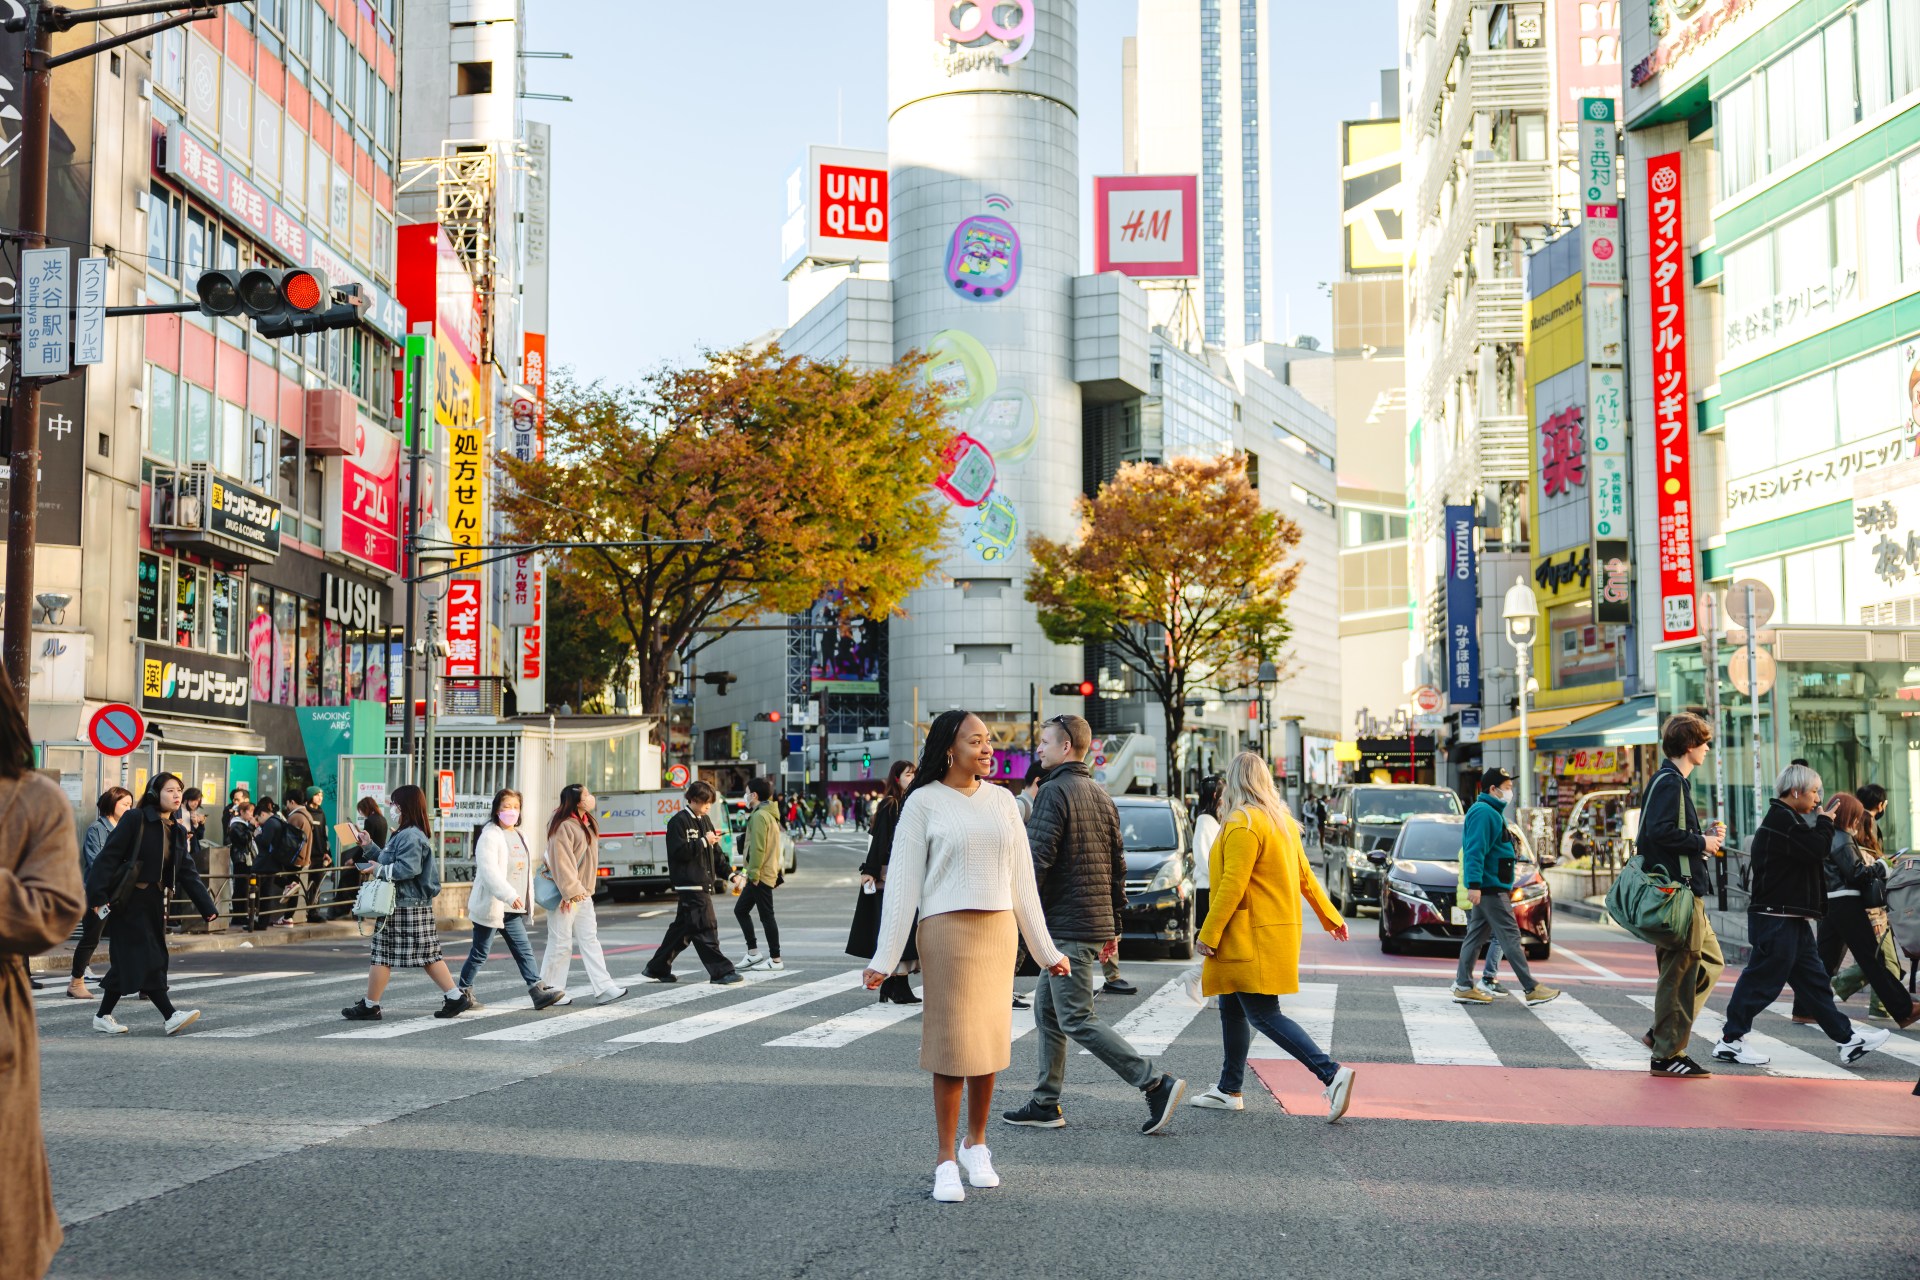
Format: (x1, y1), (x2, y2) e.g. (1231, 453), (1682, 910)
(646, 781), (742, 985)
(1714, 764), (1892, 1068)
(341, 785), (463, 1021)
(864, 710), (1067, 1204)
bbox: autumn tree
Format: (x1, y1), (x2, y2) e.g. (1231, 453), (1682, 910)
(542, 568), (633, 712)
(1026, 454), (1302, 751)
(497, 345), (953, 716)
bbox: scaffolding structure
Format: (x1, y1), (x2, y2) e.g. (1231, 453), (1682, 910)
(397, 143), (501, 355)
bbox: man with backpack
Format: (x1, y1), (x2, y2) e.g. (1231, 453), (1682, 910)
(274, 791), (318, 926)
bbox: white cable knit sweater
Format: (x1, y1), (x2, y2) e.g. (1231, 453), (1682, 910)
(868, 780), (1064, 976)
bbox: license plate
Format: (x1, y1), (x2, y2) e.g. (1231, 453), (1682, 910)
(1449, 906), (1468, 926)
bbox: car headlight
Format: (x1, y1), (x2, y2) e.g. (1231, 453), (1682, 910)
(1346, 850), (1372, 871)
(1511, 880), (1549, 901)
(1147, 857), (1182, 893)
(1386, 876), (1429, 902)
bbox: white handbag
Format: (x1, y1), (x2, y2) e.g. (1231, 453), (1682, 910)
(352, 863), (397, 924)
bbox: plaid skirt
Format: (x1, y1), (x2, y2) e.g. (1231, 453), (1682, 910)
(369, 903), (443, 968)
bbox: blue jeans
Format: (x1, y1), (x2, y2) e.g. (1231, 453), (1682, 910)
(458, 912), (542, 990)
(1218, 991), (1340, 1091)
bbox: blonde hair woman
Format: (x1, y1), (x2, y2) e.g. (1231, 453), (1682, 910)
(1189, 752), (1356, 1121)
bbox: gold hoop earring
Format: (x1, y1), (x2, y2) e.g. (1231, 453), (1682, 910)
(946, 753), (953, 769)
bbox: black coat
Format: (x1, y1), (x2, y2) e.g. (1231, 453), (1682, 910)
(846, 796), (916, 963)
(1637, 759), (1712, 896)
(1821, 828), (1881, 897)
(359, 810), (390, 851)
(1026, 761), (1125, 943)
(1749, 798), (1831, 918)
(666, 809), (726, 890)
(84, 805), (217, 997)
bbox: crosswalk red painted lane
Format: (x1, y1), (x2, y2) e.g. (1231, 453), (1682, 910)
(1250, 1062), (1920, 1138)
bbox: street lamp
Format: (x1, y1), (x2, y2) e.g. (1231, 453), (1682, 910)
(1501, 576), (1540, 810)
(1256, 660), (1278, 762)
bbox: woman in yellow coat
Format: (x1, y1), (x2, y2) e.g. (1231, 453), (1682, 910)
(1191, 752), (1357, 1122)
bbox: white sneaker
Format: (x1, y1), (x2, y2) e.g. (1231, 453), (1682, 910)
(595, 986), (629, 1006)
(931, 1160), (965, 1203)
(1189, 1086), (1244, 1111)
(767, 959), (784, 971)
(92, 1014), (129, 1035)
(1839, 1026), (1892, 1064)
(1712, 1037), (1770, 1066)
(164, 1009), (202, 1036)
(552, 992), (574, 1006)
(738, 953), (768, 971)
(956, 1141), (1000, 1188)
(1474, 980), (1502, 998)
(1323, 1066), (1356, 1123)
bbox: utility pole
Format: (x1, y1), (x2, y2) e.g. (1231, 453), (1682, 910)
(3, 0), (243, 698)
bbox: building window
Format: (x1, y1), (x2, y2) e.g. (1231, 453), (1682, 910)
(1271, 421), (1334, 471)
(1290, 483), (1333, 516)
(146, 365), (178, 462)
(1243, 451), (1259, 490)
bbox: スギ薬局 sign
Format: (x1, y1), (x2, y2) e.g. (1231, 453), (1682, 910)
(1646, 152), (1696, 641)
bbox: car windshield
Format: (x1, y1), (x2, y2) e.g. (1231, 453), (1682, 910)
(1394, 823), (1463, 860)
(1353, 790), (1461, 824)
(1118, 807), (1179, 851)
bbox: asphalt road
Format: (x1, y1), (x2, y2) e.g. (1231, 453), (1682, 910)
(33, 827), (1920, 1279)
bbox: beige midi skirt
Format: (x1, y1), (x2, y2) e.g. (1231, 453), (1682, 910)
(915, 909), (1017, 1076)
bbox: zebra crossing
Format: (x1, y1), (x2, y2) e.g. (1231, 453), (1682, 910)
(34, 963), (1920, 1082)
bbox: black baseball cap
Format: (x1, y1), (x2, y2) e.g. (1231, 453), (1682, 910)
(1480, 768), (1514, 791)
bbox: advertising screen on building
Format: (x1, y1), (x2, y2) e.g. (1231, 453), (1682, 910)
(1340, 120), (1405, 274)
(781, 145), (890, 270)
(1093, 175), (1200, 279)
(1646, 152), (1697, 641)
(1555, 0), (1621, 127)
(805, 598), (883, 694)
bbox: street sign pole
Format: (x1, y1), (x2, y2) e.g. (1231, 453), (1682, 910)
(1698, 591), (1728, 909)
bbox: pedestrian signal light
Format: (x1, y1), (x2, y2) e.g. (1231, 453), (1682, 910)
(1048, 681), (1096, 697)
(862, 749), (872, 769)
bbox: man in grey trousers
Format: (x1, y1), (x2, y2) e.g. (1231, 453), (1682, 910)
(1001, 714), (1186, 1136)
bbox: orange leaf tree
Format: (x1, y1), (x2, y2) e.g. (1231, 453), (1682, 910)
(1026, 454), (1302, 752)
(497, 345), (953, 716)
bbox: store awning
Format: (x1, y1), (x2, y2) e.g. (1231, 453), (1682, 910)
(1477, 699), (1620, 742)
(1535, 694), (1659, 749)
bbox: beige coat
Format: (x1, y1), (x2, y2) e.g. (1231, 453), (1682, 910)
(544, 814), (598, 900)
(0, 772), (84, 1280)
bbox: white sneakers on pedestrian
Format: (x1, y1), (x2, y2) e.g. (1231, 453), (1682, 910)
(956, 1141), (1000, 1188)
(932, 1161), (965, 1203)
(766, 959), (785, 971)
(1189, 1086), (1244, 1111)
(1323, 1066), (1356, 1123)
(1712, 1037), (1771, 1066)
(1839, 1026), (1892, 1064)
(92, 1014), (128, 1035)
(595, 986), (629, 1006)
(163, 1009), (202, 1036)
(738, 953), (768, 972)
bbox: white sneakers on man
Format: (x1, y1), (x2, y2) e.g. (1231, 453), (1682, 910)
(1839, 1026), (1892, 1064)
(1712, 1037), (1770, 1066)
(932, 1161), (965, 1203)
(1189, 1086), (1245, 1110)
(956, 1141), (1000, 1188)
(92, 1014), (128, 1035)
(163, 1009), (202, 1035)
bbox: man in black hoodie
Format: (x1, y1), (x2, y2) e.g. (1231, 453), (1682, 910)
(645, 781), (742, 985)
(1715, 763), (1890, 1068)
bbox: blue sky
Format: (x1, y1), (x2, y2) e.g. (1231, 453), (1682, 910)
(524, 1), (1399, 385)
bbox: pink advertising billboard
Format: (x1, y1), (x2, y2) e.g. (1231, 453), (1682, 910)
(1093, 175), (1199, 279)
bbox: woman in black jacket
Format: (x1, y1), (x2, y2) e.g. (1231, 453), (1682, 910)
(1792, 792), (1916, 1028)
(84, 773), (218, 1034)
(846, 761), (919, 1003)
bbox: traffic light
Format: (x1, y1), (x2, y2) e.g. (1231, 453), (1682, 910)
(196, 267), (369, 338)
(700, 671), (738, 695)
(1048, 681), (1096, 697)
(753, 710), (782, 722)
(862, 748), (872, 770)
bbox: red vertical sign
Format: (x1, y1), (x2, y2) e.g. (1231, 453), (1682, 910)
(1646, 152), (1696, 641)
(444, 577), (482, 682)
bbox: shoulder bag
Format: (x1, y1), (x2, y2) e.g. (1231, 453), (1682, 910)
(1604, 854), (1695, 948)
(1861, 859), (1891, 910)
(534, 863), (562, 910)
(351, 862), (396, 926)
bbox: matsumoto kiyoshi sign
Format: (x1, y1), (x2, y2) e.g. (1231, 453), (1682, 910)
(139, 644), (249, 726)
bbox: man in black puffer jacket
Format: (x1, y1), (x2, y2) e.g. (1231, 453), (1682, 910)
(1715, 764), (1890, 1068)
(1002, 714), (1187, 1136)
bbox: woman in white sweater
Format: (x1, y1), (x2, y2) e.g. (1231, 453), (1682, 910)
(864, 710), (1068, 1205)
(442, 790), (565, 1017)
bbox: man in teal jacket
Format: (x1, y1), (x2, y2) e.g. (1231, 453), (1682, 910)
(1449, 769), (1560, 1007)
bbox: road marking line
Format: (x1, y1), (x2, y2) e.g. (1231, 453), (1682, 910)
(1762, 1001), (1920, 1067)
(1628, 994), (1854, 1080)
(610, 970), (856, 1043)
(37, 971), (312, 1016)
(766, 998), (922, 1048)
(190, 973), (570, 1039)
(1248, 982), (1338, 1059)
(469, 969), (786, 1042)
(1524, 992), (1649, 1070)
(1081, 975), (1209, 1056)
(1394, 986), (1501, 1066)
(319, 1003), (517, 1039)
(1550, 943), (1626, 981)
(34, 970), (220, 1000)
(1011, 1003), (1035, 1043)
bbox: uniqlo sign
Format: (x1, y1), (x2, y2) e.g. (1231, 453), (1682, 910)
(1646, 153), (1696, 641)
(444, 578), (482, 681)
(818, 164), (887, 243)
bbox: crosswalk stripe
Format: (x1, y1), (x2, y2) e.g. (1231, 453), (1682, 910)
(1761, 1002), (1920, 1067)
(319, 1003), (516, 1039)
(1627, 994), (1854, 1080)
(610, 970), (858, 1044)
(34, 970), (219, 998)
(197, 1011), (352, 1039)
(766, 998), (921, 1048)
(469, 969), (786, 1042)
(1011, 1003), (1035, 1043)
(1395, 986), (1501, 1066)
(1525, 993), (1649, 1070)
(36, 971), (312, 1015)
(1084, 975), (1209, 1057)
(1248, 982), (1338, 1058)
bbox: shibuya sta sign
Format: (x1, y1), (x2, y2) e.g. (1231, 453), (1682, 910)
(936, 1), (1034, 73)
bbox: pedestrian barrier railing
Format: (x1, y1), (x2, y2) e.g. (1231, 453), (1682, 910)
(159, 860), (480, 929)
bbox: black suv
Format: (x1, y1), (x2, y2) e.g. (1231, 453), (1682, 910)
(1115, 795), (1194, 959)
(1318, 784), (1462, 915)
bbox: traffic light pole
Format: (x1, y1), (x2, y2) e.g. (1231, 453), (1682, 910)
(2, 0), (240, 699)
(401, 354), (425, 786)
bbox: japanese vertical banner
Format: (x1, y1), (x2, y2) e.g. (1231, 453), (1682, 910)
(1646, 152), (1696, 641)
(444, 578), (482, 683)
(1444, 504), (1480, 706)
(448, 422), (485, 568)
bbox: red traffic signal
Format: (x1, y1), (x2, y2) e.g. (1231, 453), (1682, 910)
(1047, 681), (1096, 697)
(753, 710), (782, 722)
(195, 267), (367, 339)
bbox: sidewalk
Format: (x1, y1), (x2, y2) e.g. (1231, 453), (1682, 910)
(1555, 895), (1753, 965)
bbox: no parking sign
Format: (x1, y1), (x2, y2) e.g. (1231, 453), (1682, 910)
(87, 704), (145, 757)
